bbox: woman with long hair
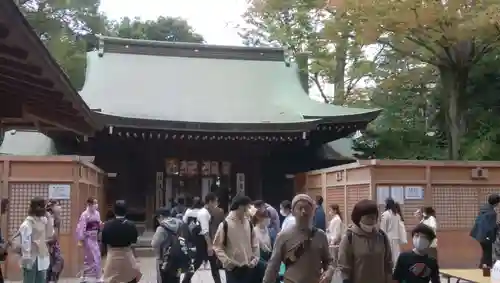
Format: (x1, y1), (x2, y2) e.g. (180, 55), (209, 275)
(380, 198), (405, 264)
(326, 204), (343, 261)
(252, 208), (278, 283)
(421, 206), (438, 259)
(20, 197), (53, 283)
(46, 200), (64, 283)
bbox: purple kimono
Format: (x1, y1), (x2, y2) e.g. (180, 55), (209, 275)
(76, 208), (102, 282)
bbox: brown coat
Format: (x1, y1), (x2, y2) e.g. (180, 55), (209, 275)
(337, 225), (393, 283)
(262, 226), (332, 283)
(103, 247), (141, 283)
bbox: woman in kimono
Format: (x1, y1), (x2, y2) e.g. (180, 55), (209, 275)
(46, 200), (64, 283)
(76, 197), (102, 283)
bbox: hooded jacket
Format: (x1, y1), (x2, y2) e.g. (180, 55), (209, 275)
(471, 204), (497, 243)
(151, 217), (183, 260)
(337, 224), (392, 283)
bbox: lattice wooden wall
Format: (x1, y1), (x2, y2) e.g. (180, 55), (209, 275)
(432, 186), (485, 230)
(325, 185), (345, 221)
(8, 183), (72, 236)
(345, 184), (370, 224)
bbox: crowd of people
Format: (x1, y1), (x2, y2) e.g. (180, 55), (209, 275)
(150, 194), (442, 283)
(3, 192), (446, 283)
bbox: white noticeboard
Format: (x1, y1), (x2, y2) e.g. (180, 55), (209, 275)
(48, 184), (71, 200)
(390, 186), (405, 204)
(404, 186), (424, 200)
(376, 186), (390, 205)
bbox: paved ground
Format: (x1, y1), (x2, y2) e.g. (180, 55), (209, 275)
(5, 257), (466, 283)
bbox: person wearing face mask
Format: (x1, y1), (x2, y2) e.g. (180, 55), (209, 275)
(76, 197), (102, 283)
(262, 194), (334, 283)
(213, 195), (259, 283)
(20, 197), (54, 283)
(46, 200), (64, 283)
(337, 199), (392, 283)
(251, 209), (278, 283)
(279, 200), (295, 232)
(392, 223), (440, 283)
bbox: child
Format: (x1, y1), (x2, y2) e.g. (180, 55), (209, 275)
(393, 223), (441, 283)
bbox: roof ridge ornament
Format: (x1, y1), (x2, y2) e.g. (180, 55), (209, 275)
(98, 34), (105, 58)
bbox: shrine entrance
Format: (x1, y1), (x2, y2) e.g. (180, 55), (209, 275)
(156, 159), (235, 213)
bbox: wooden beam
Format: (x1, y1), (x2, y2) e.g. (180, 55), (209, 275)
(0, 95), (22, 118)
(0, 89), (76, 115)
(0, 64), (54, 88)
(0, 71), (63, 99)
(22, 105), (94, 136)
(0, 55), (43, 76)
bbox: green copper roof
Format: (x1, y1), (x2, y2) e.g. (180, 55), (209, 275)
(319, 138), (360, 160)
(0, 130), (58, 156)
(80, 36), (379, 132)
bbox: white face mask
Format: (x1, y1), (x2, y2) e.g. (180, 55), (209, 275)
(359, 223), (376, 232)
(280, 209), (287, 217)
(413, 236), (430, 250)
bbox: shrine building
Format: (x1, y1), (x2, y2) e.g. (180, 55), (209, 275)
(1, 35), (380, 229)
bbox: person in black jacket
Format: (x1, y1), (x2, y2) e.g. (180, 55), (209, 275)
(101, 200), (141, 283)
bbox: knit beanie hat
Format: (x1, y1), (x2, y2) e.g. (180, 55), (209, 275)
(291, 194), (314, 210)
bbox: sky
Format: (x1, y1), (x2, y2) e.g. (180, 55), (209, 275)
(99, 0), (248, 46)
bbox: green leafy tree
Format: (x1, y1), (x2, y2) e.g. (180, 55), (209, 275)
(337, 0), (500, 159)
(18, 0), (105, 89)
(242, 0), (376, 105)
(106, 16), (205, 43)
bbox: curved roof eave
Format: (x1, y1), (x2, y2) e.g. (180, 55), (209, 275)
(95, 112), (321, 133)
(1, 0), (101, 134)
(306, 108), (382, 124)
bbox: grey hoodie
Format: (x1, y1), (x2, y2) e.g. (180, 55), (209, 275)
(151, 217), (183, 259)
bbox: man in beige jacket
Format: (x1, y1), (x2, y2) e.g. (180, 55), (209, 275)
(213, 195), (259, 283)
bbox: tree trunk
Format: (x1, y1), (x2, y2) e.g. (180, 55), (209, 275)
(332, 31), (348, 105)
(438, 66), (468, 160)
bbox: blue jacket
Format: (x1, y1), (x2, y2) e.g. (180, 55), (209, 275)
(471, 204), (498, 243)
(314, 206), (326, 231)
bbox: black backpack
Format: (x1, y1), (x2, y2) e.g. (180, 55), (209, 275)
(185, 216), (202, 243)
(159, 224), (190, 274)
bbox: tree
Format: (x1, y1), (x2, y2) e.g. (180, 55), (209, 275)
(242, 0), (376, 105)
(353, 49), (446, 159)
(18, 0), (105, 89)
(336, 0), (500, 159)
(106, 16), (204, 43)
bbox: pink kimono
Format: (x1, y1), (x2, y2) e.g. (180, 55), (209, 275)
(76, 208), (102, 282)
